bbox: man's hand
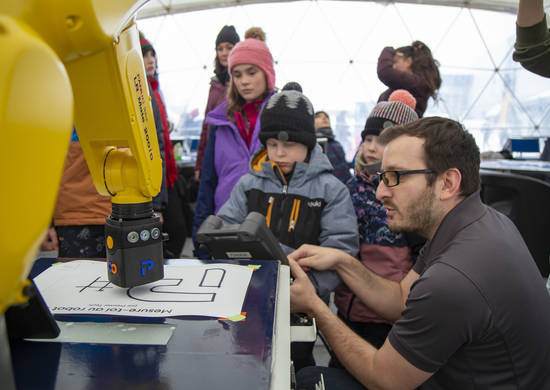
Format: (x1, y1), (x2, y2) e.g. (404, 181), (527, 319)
(289, 244), (349, 272)
(289, 259), (323, 315)
(40, 227), (59, 251)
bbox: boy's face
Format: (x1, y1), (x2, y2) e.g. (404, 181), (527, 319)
(266, 138), (308, 175)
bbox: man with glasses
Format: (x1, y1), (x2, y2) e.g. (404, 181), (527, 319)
(290, 116), (550, 390)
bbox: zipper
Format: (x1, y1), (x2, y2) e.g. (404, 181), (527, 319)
(288, 199), (301, 232)
(266, 196), (274, 227)
(272, 163), (289, 235)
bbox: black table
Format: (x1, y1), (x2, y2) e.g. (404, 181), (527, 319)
(10, 258), (290, 389)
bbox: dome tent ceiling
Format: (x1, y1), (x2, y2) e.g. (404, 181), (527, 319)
(135, 0), (550, 153)
(136, 0), (524, 19)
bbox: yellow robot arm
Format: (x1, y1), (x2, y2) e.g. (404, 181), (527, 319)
(1, 2), (164, 387)
(2, 0), (164, 293)
(0, 13), (73, 314)
(4, 0), (162, 203)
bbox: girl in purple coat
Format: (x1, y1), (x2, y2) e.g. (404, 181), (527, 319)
(194, 25), (240, 182)
(377, 40), (441, 117)
(192, 27), (276, 257)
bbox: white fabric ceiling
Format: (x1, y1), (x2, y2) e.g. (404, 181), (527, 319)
(136, 0), (522, 19)
(135, 0), (550, 153)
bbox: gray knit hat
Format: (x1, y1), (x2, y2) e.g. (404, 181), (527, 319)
(259, 91), (316, 150)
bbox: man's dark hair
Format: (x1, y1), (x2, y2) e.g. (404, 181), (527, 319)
(379, 116), (481, 197)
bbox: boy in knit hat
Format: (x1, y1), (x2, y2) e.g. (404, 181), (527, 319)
(333, 90), (425, 359)
(216, 90), (359, 371)
(217, 90), (358, 278)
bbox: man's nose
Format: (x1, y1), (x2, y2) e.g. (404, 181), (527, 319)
(376, 180), (390, 201)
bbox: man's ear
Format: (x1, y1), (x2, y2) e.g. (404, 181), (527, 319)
(438, 168), (462, 201)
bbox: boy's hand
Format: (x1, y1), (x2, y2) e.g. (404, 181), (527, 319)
(289, 244), (348, 272)
(289, 259), (322, 315)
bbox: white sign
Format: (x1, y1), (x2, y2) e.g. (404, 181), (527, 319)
(34, 260), (253, 318)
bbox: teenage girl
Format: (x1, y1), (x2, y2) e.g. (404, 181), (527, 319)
(377, 40), (441, 117)
(194, 25), (240, 182)
(192, 27), (276, 256)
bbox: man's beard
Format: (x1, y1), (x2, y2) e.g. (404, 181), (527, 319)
(385, 185), (439, 238)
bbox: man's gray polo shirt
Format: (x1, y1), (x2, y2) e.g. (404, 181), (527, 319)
(388, 191), (550, 389)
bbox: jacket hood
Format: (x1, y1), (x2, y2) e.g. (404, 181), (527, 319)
(249, 143), (333, 187)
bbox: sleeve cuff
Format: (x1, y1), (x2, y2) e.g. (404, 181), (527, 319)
(516, 14), (550, 46)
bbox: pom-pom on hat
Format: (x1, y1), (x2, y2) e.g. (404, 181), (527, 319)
(215, 25), (240, 47)
(389, 89), (417, 110)
(228, 27), (275, 90)
(282, 81), (303, 93)
(259, 91), (316, 150)
(362, 90), (418, 140)
(244, 27), (266, 41)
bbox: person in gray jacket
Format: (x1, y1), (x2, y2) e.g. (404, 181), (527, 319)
(218, 90), (359, 296)
(217, 90), (359, 372)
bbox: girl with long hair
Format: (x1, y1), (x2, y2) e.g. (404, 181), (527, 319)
(377, 40), (441, 117)
(192, 27), (276, 257)
(194, 26), (240, 182)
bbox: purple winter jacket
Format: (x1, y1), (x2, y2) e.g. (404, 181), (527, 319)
(208, 98), (269, 211)
(211, 101), (265, 213)
(191, 93), (274, 255)
(192, 92), (275, 237)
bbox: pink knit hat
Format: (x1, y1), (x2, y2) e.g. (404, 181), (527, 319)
(228, 38), (275, 90)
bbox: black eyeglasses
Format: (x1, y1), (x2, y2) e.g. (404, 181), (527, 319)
(377, 169), (436, 187)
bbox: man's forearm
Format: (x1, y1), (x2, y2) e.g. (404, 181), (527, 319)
(517, 0), (545, 27)
(335, 254), (405, 322)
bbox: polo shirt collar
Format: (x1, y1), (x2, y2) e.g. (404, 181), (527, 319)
(422, 190), (487, 267)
